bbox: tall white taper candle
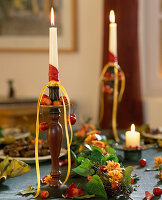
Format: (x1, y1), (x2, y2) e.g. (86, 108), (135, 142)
(109, 10), (117, 58)
(49, 7), (58, 69)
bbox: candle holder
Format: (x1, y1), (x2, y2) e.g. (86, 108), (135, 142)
(40, 86), (67, 197)
(34, 80), (73, 198)
(99, 62), (125, 142)
(113, 143), (157, 162)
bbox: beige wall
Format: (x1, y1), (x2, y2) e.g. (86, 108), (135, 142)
(139, 0), (162, 128)
(1, 0), (161, 128)
(0, 0), (104, 124)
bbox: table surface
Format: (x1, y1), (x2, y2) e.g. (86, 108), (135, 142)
(0, 148), (162, 200)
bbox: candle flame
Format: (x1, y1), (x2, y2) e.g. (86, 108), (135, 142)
(51, 7), (55, 26)
(110, 10), (115, 23)
(131, 124), (135, 132)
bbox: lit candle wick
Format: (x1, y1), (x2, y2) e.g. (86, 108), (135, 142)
(110, 10), (115, 23)
(51, 7), (55, 26)
(131, 124), (135, 133)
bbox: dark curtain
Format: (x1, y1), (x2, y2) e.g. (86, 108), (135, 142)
(100, 0), (143, 129)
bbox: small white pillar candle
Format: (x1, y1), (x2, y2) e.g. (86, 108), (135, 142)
(125, 124), (140, 147)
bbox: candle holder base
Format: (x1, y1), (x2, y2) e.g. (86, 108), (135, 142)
(113, 143), (157, 162)
(124, 150), (141, 162)
(40, 184), (68, 198)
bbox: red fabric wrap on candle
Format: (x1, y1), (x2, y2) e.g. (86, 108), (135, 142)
(109, 51), (117, 63)
(49, 64), (59, 81)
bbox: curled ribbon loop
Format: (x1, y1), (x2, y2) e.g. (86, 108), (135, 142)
(99, 63), (125, 142)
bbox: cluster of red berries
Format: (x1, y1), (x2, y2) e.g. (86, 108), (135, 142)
(100, 165), (141, 190)
(41, 94), (68, 106)
(99, 165), (119, 190)
(39, 113), (76, 131)
(145, 188), (162, 199)
(104, 72), (122, 80)
(123, 145), (146, 150)
(39, 94), (76, 131)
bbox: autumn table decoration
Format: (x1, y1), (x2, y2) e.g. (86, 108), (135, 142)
(33, 7), (75, 198)
(70, 144), (136, 199)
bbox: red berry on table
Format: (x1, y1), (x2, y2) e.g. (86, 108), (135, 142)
(145, 191), (153, 200)
(67, 114), (76, 125)
(65, 184), (84, 197)
(40, 190), (49, 199)
(40, 122), (49, 131)
(153, 187), (162, 196)
(139, 159), (147, 167)
(112, 181), (119, 190)
(53, 100), (62, 106)
(100, 165), (107, 172)
(131, 178), (134, 184)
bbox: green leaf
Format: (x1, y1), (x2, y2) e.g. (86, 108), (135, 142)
(105, 147), (116, 154)
(62, 194), (95, 199)
(79, 146), (92, 158)
(105, 154), (118, 163)
(72, 159), (95, 177)
(122, 166), (133, 185)
(6, 159), (30, 178)
(88, 149), (104, 163)
(0, 156), (9, 174)
(91, 145), (103, 154)
(77, 157), (86, 163)
(101, 139), (114, 145)
(86, 175), (107, 199)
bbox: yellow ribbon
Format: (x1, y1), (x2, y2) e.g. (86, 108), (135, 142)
(99, 63), (125, 142)
(34, 81), (73, 198)
(112, 66), (119, 142)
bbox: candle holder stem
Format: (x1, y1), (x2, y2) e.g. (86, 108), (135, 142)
(41, 86), (67, 197)
(47, 107), (62, 187)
